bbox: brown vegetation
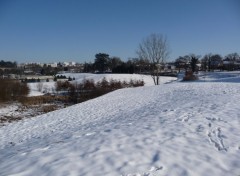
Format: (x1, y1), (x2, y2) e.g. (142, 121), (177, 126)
(183, 71), (198, 81)
(41, 104), (58, 113)
(0, 78), (144, 125)
(20, 95), (68, 106)
(56, 78), (145, 103)
(0, 78), (29, 103)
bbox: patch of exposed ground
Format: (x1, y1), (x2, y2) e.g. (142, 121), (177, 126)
(0, 102), (65, 126)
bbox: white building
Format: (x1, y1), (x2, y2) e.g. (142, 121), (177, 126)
(48, 63), (58, 68)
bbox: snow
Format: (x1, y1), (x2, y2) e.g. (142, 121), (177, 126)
(57, 73), (176, 86)
(0, 72), (240, 176)
(27, 82), (55, 97)
(197, 71), (240, 83)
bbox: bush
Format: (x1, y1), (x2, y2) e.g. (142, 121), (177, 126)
(52, 77), (145, 104)
(183, 71), (198, 81)
(74, 77), (145, 103)
(0, 78), (29, 103)
(109, 79), (123, 90)
(55, 81), (71, 92)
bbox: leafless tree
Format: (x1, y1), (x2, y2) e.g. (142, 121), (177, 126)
(36, 82), (43, 92)
(225, 52), (239, 61)
(137, 33), (170, 85)
(202, 53), (212, 71)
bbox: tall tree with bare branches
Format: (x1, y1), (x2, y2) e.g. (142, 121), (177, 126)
(136, 33), (170, 85)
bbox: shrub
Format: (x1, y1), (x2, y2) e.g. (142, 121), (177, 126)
(109, 79), (123, 90)
(52, 77), (145, 104)
(83, 79), (95, 90)
(183, 71), (198, 81)
(0, 78), (29, 103)
(55, 81), (71, 92)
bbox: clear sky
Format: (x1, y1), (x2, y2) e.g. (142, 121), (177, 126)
(0, 0), (239, 63)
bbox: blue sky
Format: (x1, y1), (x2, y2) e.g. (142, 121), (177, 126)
(0, 0), (239, 63)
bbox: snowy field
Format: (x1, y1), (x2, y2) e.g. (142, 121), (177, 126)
(27, 73), (177, 97)
(0, 72), (240, 176)
(57, 73), (176, 86)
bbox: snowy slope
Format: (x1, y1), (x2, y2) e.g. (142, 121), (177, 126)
(0, 73), (240, 176)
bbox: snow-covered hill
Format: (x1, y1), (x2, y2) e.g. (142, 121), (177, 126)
(0, 72), (240, 176)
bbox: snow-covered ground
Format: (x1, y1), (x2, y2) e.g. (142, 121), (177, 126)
(57, 73), (176, 86)
(198, 71), (240, 82)
(0, 72), (240, 176)
(27, 81), (56, 97)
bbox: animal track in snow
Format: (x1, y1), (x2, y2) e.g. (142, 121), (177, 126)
(206, 117), (217, 122)
(205, 117), (227, 123)
(178, 113), (192, 123)
(196, 124), (204, 132)
(207, 127), (227, 151)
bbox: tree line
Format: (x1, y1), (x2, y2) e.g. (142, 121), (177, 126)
(82, 33), (239, 84)
(83, 50), (239, 80)
(0, 60), (17, 68)
(175, 53), (240, 72)
(83, 53), (150, 74)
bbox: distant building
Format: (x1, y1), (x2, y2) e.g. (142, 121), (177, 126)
(48, 63), (58, 68)
(62, 61), (76, 67)
(63, 62), (69, 67)
(69, 62), (76, 66)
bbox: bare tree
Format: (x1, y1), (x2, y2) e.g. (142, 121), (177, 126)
(202, 53), (212, 71)
(137, 33), (170, 85)
(36, 82), (43, 92)
(225, 52), (239, 61)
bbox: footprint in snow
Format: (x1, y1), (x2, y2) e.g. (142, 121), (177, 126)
(104, 129), (111, 133)
(196, 124), (204, 132)
(151, 151), (160, 164)
(207, 128), (227, 152)
(162, 109), (175, 112)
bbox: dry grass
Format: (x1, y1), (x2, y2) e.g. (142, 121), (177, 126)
(41, 104), (58, 113)
(20, 95), (68, 106)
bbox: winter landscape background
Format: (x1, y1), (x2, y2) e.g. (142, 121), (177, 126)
(0, 71), (240, 176)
